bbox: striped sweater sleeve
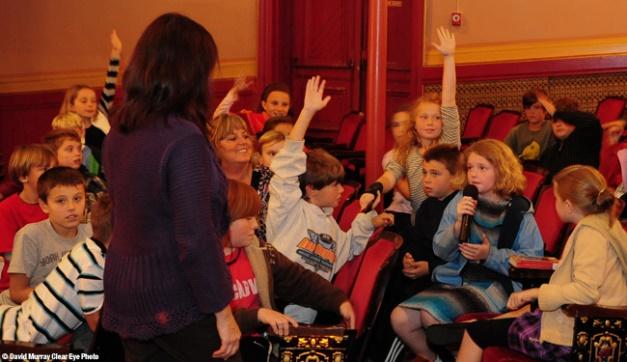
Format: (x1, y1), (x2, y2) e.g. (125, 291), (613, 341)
(98, 57), (120, 116)
(440, 106), (461, 147)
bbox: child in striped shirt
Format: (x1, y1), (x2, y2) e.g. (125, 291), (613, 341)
(0, 193), (110, 344)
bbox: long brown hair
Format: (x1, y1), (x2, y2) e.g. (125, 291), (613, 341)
(113, 13), (217, 138)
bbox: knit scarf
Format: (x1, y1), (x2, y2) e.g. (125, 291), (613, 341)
(473, 196), (509, 230)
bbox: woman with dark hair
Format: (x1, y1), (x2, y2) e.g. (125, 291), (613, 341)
(102, 13), (240, 361)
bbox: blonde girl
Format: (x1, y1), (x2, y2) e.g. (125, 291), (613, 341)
(360, 27), (460, 221)
(57, 30), (122, 174)
(389, 139), (544, 361)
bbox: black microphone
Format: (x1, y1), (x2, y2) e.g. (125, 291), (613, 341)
(458, 185), (478, 243)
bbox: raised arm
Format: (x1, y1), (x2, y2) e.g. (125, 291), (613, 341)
(98, 30), (122, 116)
(212, 75), (254, 119)
(536, 93), (556, 116)
(288, 75), (331, 141)
(432, 27), (456, 107)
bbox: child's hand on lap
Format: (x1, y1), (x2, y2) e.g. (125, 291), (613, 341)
(402, 253), (428, 279)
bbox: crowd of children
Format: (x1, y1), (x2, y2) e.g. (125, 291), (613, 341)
(0, 16), (625, 362)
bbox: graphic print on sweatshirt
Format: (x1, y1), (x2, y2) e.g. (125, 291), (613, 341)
(296, 229), (336, 273)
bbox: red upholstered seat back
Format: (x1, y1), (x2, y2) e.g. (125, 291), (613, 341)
(595, 96), (626, 124)
(462, 104), (494, 140)
(338, 199), (362, 232)
(333, 183), (359, 220)
(534, 186), (566, 256)
(349, 237), (397, 333)
(336, 112), (365, 147)
(523, 170), (546, 203)
(332, 252), (365, 296)
(485, 110), (521, 141)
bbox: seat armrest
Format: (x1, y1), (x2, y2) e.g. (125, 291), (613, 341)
(563, 304), (627, 319)
(267, 324), (350, 337)
(509, 266), (553, 289)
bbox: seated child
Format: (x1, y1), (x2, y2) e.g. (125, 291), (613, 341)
(261, 116), (294, 137)
(52, 112), (100, 176)
(3, 167), (92, 305)
(542, 110), (603, 182)
(57, 29), (122, 137)
(257, 130), (286, 168)
(390, 139), (544, 361)
(382, 105), (415, 232)
(0, 192), (110, 344)
(213, 76), (291, 134)
(224, 179), (354, 341)
(359, 27), (460, 222)
(43, 129), (107, 216)
(505, 89), (555, 162)
(0, 144), (56, 292)
(457, 165), (627, 361)
(370, 143), (463, 361)
(266, 76), (394, 323)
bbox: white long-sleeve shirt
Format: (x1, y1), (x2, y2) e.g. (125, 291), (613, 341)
(266, 140), (376, 281)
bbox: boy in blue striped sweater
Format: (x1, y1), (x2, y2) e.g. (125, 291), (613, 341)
(0, 192), (111, 344)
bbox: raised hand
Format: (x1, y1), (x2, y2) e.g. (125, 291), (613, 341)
(432, 26), (455, 56)
(258, 308), (299, 336)
(110, 29), (122, 55)
(289, 75), (332, 140)
(232, 75), (254, 94)
(302, 75), (331, 113)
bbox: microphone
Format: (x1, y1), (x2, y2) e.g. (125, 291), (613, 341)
(458, 185), (478, 243)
